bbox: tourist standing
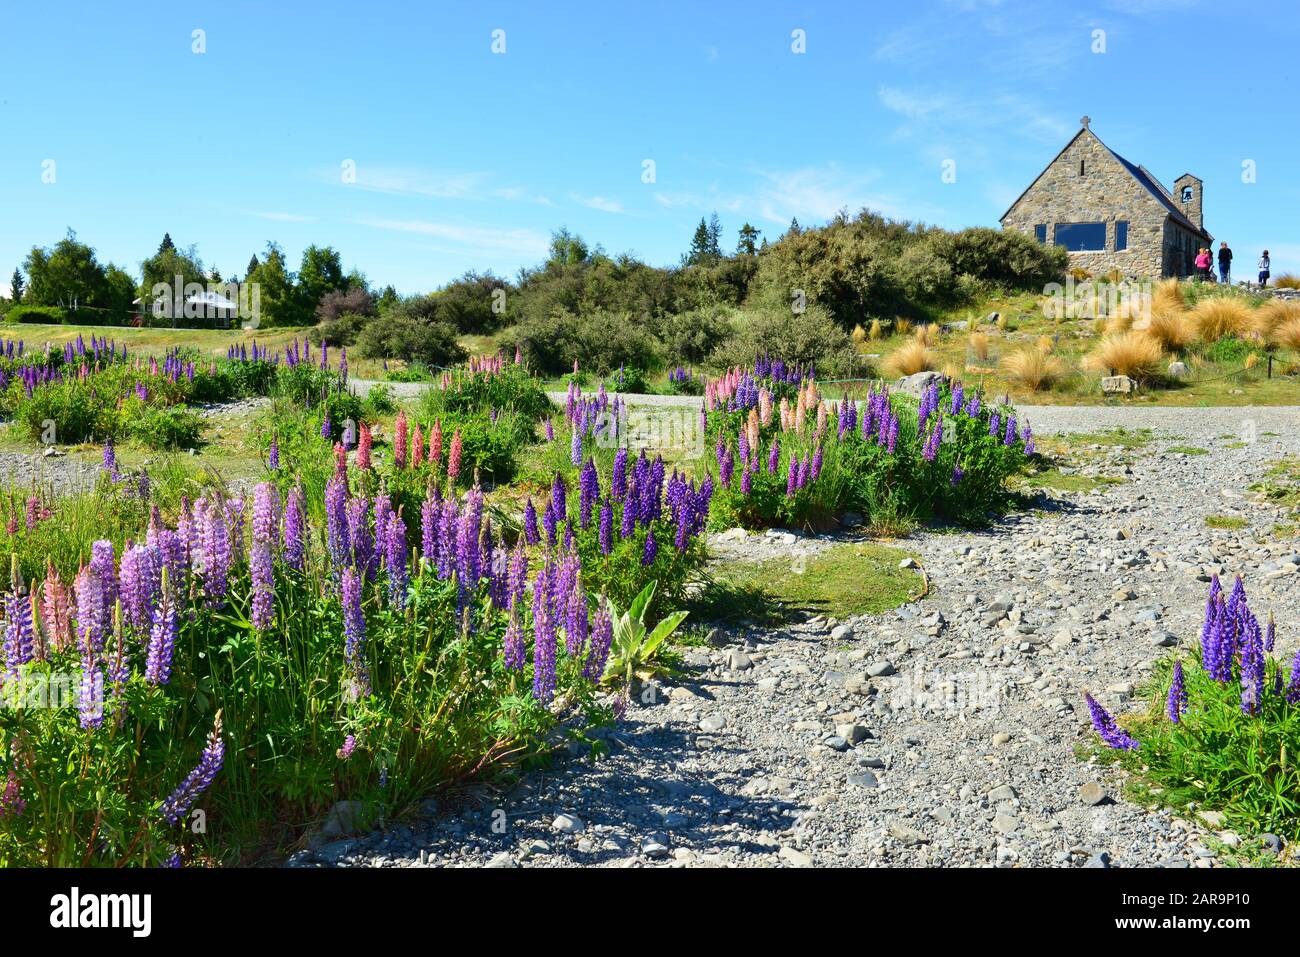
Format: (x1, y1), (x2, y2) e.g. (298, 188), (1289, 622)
(1195, 247), (1212, 282)
(1218, 242), (1232, 284)
(1259, 250), (1271, 289)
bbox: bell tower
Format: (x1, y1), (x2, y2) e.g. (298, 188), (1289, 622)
(1174, 173), (1203, 230)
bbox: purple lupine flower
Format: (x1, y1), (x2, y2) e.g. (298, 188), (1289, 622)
(160, 714), (225, 826)
(720, 449), (734, 487)
(325, 473), (350, 569)
(532, 595), (557, 705)
(599, 499), (613, 555)
(4, 590), (35, 680)
(570, 427), (583, 466)
(90, 540), (118, 616)
(612, 448), (628, 501)
(1084, 692), (1139, 750)
(886, 414), (899, 454)
(268, 435), (279, 470)
(1264, 614), (1275, 653)
(988, 411), (1000, 438)
(768, 437), (780, 474)
(620, 495), (636, 539)
(1166, 660), (1187, 723)
(565, 585), (588, 657)
(249, 536), (275, 632)
(199, 504), (231, 607)
(341, 567), (370, 699)
(283, 487), (306, 572)
(507, 543), (528, 610)
(252, 482), (280, 552)
(78, 653), (105, 730)
(1285, 647), (1300, 705)
(101, 439), (119, 480)
(386, 515), (409, 610)
(579, 459), (599, 529)
(321, 413), (332, 439)
(523, 498), (540, 546)
(584, 602), (613, 681)
(950, 381), (964, 416)
(144, 575), (179, 685)
(1004, 414), (1017, 446)
(642, 528), (658, 567)
(950, 465), (964, 486)
(346, 496), (374, 578)
(1240, 614), (1265, 716)
(503, 605), (525, 670)
(541, 502), (558, 548)
(337, 735), (357, 760)
(118, 544), (161, 634)
(551, 473), (567, 524)
(75, 565), (107, 656)
(965, 394), (981, 418)
(786, 456), (798, 497)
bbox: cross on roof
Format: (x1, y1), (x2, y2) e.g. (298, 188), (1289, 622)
(1080, 115), (1091, 129)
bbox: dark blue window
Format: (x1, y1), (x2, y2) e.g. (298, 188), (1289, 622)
(1054, 222), (1106, 252)
(1115, 221), (1128, 251)
(1033, 224), (1047, 244)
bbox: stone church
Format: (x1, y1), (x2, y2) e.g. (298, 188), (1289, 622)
(1000, 118), (1212, 278)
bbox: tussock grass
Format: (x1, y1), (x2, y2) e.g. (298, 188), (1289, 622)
(913, 323), (940, 347)
(1146, 309), (1194, 352)
(1275, 317), (1300, 352)
(969, 332), (990, 361)
(1152, 278), (1186, 314)
(1037, 334), (1054, 354)
(1103, 313), (1134, 336)
(1253, 299), (1300, 343)
(887, 340), (936, 376)
(868, 318), (883, 341)
(1190, 298), (1252, 342)
(1274, 273), (1300, 289)
(1089, 331), (1165, 382)
(1002, 347), (1065, 391)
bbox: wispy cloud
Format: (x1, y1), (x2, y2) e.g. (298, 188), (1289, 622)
(241, 209), (318, 223)
(336, 165), (491, 199)
(353, 216), (551, 257)
(572, 194), (626, 214)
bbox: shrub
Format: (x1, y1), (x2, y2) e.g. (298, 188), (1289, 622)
(504, 308), (661, 377)
(1002, 347), (1065, 391)
(5, 305), (66, 324)
(355, 313), (467, 368)
(1145, 309), (1193, 352)
(1090, 331), (1165, 382)
(130, 404), (203, 449)
(709, 301), (854, 376)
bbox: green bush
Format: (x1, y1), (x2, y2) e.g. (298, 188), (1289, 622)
(5, 305), (67, 324)
(503, 308), (662, 377)
(355, 313), (467, 368)
(709, 301), (855, 376)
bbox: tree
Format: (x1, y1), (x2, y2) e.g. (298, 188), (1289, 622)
(737, 223), (761, 257)
(140, 241), (206, 303)
(548, 228), (589, 266)
(158, 233), (175, 254)
(297, 245), (346, 311)
(785, 217), (802, 239)
(247, 254), (260, 277)
(23, 230), (110, 311)
(209, 265), (223, 283)
(376, 284), (399, 313)
(104, 264), (138, 324)
(9, 268), (23, 303)
(686, 218), (713, 266)
(244, 242), (303, 326)
(707, 213), (723, 258)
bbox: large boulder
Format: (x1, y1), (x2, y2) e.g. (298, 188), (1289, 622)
(893, 370), (944, 397)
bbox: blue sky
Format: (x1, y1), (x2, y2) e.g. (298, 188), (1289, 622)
(3, 0), (1299, 296)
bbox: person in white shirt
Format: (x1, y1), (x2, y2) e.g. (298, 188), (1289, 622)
(1258, 251), (1271, 289)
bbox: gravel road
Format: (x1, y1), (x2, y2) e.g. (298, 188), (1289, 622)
(286, 403), (1300, 869)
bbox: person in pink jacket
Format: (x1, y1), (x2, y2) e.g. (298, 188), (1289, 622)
(1195, 248), (1212, 282)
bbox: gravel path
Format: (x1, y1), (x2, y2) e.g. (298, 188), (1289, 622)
(292, 404), (1300, 868)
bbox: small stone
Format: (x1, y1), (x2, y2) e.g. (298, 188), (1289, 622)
(1078, 782), (1108, 806)
(1084, 851), (1111, 868)
(778, 846), (813, 867)
(1260, 833), (1283, 855)
(847, 771), (879, 788)
(485, 852), (516, 868)
(698, 715), (727, 733)
(867, 661), (896, 678)
(888, 822), (929, 846)
(552, 813), (586, 835)
(726, 650), (754, 671)
(991, 732), (1012, 746)
(899, 557), (919, 570)
(987, 784), (1017, 803)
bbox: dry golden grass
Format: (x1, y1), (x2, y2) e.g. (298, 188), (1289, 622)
(894, 318), (914, 337)
(1103, 313), (1133, 336)
(1276, 318), (1300, 352)
(1113, 294), (1150, 322)
(851, 324), (866, 346)
(1244, 352), (1260, 370)
(1274, 273), (1300, 290)
(887, 340), (936, 376)
(1252, 299), (1300, 343)
(1145, 309), (1194, 352)
(969, 331), (990, 361)
(996, 315), (1008, 331)
(913, 323), (940, 347)
(1088, 331), (1166, 382)
(1152, 278), (1186, 314)
(1189, 298), (1253, 342)
(1037, 334), (1054, 354)
(868, 318), (883, 341)
(1002, 347), (1065, 391)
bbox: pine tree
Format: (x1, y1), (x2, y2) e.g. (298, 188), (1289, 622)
(707, 212), (723, 258)
(686, 218), (712, 265)
(786, 217), (801, 238)
(737, 223), (760, 256)
(9, 268), (23, 303)
(158, 232), (175, 254)
(247, 254), (260, 277)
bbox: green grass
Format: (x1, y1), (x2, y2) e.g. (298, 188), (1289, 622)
(1205, 515), (1250, 530)
(1065, 427), (1155, 449)
(1014, 468), (1124, 493)
(1167, 446), (1208, 456)
(695, 541), (924, 622)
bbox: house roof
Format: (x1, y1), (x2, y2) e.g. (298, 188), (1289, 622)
(999, 127), (1211, 240)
